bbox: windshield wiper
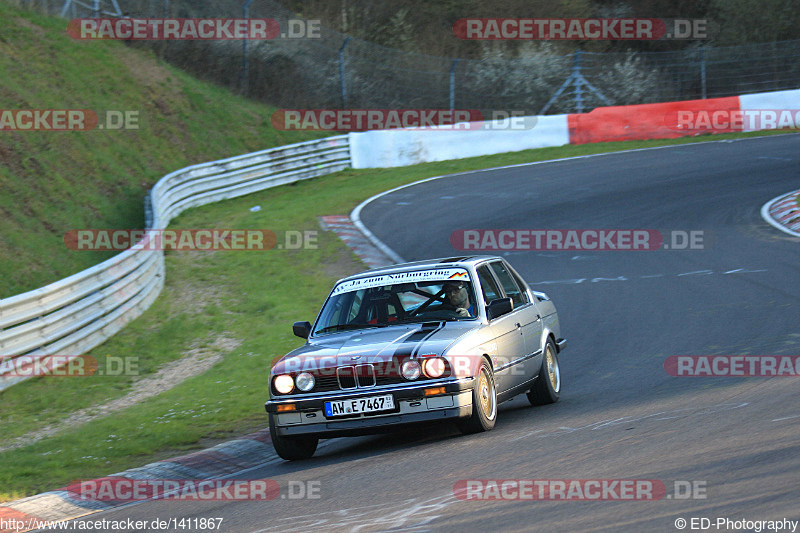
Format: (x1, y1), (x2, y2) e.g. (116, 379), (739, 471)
(314, 323), (381, 334)
(395, 317), (459, 324)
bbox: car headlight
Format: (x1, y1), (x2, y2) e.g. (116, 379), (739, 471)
(401, 360), (421, 380)
(422, 357), (447, 378)
(295, 372), (315, 392)
(274, 374), (294, 394)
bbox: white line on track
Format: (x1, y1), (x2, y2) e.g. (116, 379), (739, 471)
(532, 268), (767, 285)
(772, 414), (800, 422)
(510, 403), (749, 442)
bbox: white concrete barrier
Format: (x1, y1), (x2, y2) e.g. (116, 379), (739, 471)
(349, 115), (570, 168)
(738, 89), (800, 132)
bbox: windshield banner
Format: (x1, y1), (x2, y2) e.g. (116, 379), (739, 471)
(332, 269), (471, 295)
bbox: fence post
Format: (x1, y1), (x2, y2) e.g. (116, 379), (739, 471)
(59, 0), (72, 17)
(339, 37), (351, 109)
(449, 59), (459, 112)
(241, 0), (253, 96)
(700, 47), (707, 99)
(92, 0), (99, 17)
(573, 51), (584, 114)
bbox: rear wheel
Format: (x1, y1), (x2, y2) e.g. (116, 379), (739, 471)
(269, 413), (318, 460)
(527, 338), (560, 405)
(457, 358), (497, 434)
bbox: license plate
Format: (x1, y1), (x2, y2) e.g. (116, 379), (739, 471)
(324, 394), (395, 417)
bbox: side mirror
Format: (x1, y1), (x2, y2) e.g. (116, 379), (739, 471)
(293, 321), (312, 339)
(486, 298), (513, 320)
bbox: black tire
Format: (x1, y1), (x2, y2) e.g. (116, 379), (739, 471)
(457, 358), (497, 434)
(269, 413), (318, 460)
(527, 338), (561, 406)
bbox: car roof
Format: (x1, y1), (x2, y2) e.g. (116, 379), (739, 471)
(335, 256), (502, 284)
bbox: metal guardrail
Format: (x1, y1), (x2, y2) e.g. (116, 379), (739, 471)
(0, 135), (351, 391)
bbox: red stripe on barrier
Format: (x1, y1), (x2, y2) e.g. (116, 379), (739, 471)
(567, 96), (741, 144)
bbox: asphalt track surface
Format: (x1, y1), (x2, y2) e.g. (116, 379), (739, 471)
(62, 134), (800, 532)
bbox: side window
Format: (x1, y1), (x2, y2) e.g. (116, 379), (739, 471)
(489, 261), (525, 307)
(509, 268), (531, 304)
(476, 265), (501, 304)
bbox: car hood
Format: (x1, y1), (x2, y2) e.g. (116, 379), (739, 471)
(271, 322), (477, 375)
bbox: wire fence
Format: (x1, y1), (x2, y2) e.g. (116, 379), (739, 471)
(15, 0), (800, 114)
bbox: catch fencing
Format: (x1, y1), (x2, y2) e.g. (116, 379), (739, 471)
(15, 0), (800, 114)
(0, 136), (350, 391)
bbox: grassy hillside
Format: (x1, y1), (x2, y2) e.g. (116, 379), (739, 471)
(0, 2), (325, 298)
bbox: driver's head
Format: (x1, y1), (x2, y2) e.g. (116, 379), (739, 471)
(443, 281), (470, 307)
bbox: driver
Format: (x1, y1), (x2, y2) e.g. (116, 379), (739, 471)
(442, 281), (475, 317)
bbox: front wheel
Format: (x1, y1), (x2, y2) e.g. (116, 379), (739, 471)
(269, 413), (318, 460)
(527, 338), (561, 406)
(457, 358), (497, 434)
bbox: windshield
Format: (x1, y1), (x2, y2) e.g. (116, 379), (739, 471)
(312, 268), (478, 335)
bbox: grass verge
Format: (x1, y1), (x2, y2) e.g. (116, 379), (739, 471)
(0, 129), (795, 501)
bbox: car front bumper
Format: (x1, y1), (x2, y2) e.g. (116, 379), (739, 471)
(265, 377), (475, 437)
